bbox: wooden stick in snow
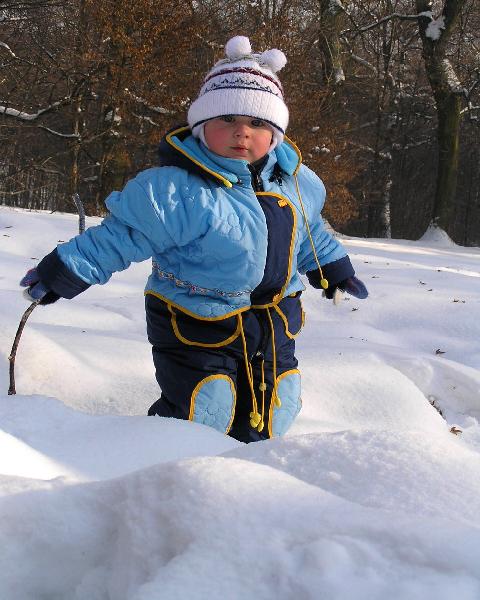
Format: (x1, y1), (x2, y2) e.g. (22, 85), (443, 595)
(8, 299), (41, 395)
(72, 193), (86, 234)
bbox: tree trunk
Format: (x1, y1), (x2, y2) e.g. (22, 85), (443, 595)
(434, 93), (461, 227)
(416, 0), (466, 231)
(319, 0), (347, 85)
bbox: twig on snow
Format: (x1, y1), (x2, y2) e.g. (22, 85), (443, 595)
(8, 299), (41, 395)
(72, 193), (85, 234)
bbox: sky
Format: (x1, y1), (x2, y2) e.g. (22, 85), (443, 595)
(1, 205), (480, 600)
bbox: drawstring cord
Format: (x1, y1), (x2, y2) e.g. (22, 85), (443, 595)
(239, 308), (282, 433)
(294, 174), (329, 290)
(255, 305), (281, 434)
(238, 313), (262, 429)
(258, 359), (266, 433)
(266, 307), (281, 409)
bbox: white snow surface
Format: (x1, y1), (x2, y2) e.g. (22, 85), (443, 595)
(1, 206), (480, 599)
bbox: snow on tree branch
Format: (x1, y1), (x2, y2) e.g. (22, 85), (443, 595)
(38, 125), (81, 139)
(133, 114), (160, 127)
(441, 59), (464, 94)
(348, 141), (392, 161)
(346, 50), (395, 88)
(328, 0), (345, 16)
(417, 0), (467, 43)
(0, 41), (17, 59)
(348, 53), (376, 72)
(426, 14), (446, 40)
(124, 88), (175, 115)
(0, 98), (71, 121)
(461, 104), (480, 113)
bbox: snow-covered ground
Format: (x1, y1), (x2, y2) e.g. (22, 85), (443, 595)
(1, 205), (479, 600)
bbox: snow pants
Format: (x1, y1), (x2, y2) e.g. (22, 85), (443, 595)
(145, 293), (304, 443)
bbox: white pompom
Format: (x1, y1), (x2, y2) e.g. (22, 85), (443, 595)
(225, 36), (252, 60)
(260, 48), (287, 72)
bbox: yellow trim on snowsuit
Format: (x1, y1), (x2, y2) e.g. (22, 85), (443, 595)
(284, 135), (303, 176)
(145, 290), (250, 321)
(166, 126), (233, 188)
(272, 300), (305, 339)
(189, 374), (236, 434)
(168, 304), (241, 347)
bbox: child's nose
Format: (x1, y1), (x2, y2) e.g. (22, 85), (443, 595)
(233, 123), (251, 136)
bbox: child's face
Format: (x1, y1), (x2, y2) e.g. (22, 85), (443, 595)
(204, 116), (273, 163)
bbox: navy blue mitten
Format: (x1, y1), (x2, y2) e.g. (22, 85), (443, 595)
(324, 276), (368, 300)
(20, 268), (60, 304)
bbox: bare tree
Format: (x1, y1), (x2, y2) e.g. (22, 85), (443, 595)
(1, 0), (479, 243)
(416, 0), (467, 230)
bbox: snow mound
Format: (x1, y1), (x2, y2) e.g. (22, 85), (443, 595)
(0, 430), (71, 480)
(419, 224), (457, 247)
(0, 394), (240, 481)
(296, 353), (447, 434)
(1, 206), (480, 598)
(225, 430), (480, 523)
(1, 450), (480, 600)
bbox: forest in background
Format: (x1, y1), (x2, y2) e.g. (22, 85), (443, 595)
(1, 0), (479, 245)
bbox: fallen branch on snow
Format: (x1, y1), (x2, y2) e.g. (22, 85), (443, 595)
(8, 299), (41, 395)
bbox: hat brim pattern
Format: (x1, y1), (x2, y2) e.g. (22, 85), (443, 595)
(188, 88), (289, 134)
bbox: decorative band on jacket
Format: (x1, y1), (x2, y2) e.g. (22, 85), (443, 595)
(152, 261), (251, 298)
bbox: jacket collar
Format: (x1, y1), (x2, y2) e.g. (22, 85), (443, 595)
(160, 126), (301, 188)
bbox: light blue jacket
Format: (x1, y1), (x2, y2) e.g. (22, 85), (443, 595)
(55, 129), (348, 318)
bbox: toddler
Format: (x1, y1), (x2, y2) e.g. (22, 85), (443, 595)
(20, 36), (367, 443)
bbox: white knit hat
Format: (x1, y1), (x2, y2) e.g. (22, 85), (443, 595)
(188, 36), (289, 150)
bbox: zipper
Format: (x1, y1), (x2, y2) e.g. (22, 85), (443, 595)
(248, 156), (268, 192)
(251, 308), (269, 361)
(251, 171), (263, 192)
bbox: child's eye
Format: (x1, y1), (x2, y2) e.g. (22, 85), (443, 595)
(222, 115), (235, 123)
(251, 119), (265, 127)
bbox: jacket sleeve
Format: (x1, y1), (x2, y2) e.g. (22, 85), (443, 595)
(295, 165), (354, 286)
(37, 176), (173, 299)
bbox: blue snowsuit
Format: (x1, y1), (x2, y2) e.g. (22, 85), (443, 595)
(37, 126), (354, 442)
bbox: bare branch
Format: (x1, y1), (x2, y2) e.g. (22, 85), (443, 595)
(0, 97), (72, 121)
(347, 141), (392, 161)
(0, 41), (17, 59)
(8, 300), (40, 396)
(342, 12), (422, 36)
(38, 125), (81, 139)
(124, 88), (175, 115)
(73, 193), (85, 234)
(133, 113), (161, 127)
